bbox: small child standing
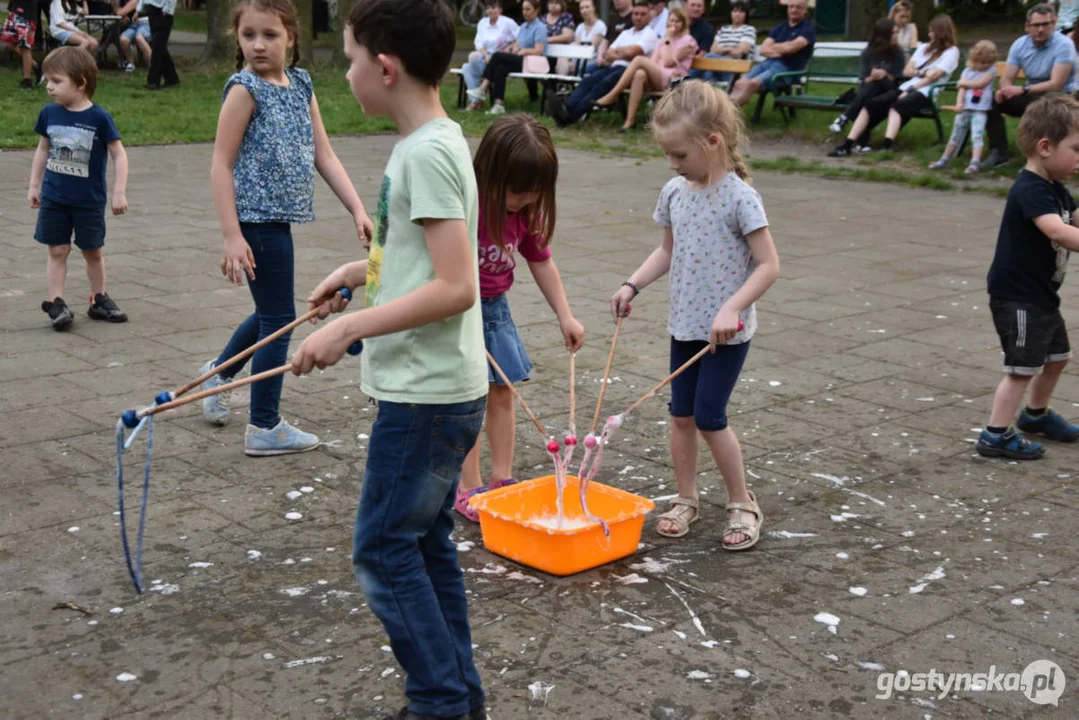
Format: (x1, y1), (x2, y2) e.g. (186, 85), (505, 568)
(611, 81), (780, 550)
(292, 0), (489, 717)
(29, 46), (129, 331)
(202, 0), (371, 455)
(977, 94), (1079, 460)
(930, 40), (998, 174)
(1, 0), (43, 89)
(455, 113), (585, 522)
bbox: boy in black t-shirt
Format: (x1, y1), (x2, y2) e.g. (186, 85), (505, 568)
(979, 94), (1079, 459)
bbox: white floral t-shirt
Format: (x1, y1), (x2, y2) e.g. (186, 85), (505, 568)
(653, 172), (768, 344)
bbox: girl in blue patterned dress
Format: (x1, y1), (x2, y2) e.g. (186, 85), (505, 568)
(201, 0), (373, 456)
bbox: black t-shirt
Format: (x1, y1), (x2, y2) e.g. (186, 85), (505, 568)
(690, 18), (716, 54)
(605, 12), (631, 44)
(988, 169), (1077, 310)
(10, 0), (39, 19)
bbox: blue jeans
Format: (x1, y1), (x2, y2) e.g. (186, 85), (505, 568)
(215, 222), (295, 430)
(668, 338), (750, 431)
(462, 52), (486, 90)
(563, 65), (625, 123)
(353, 397), (487, 717)
(745, 57), (788, 87)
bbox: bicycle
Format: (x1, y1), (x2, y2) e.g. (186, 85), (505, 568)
(447, 0), (484, 26)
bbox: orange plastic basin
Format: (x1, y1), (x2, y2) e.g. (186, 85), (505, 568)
(468, 475), (655, 576)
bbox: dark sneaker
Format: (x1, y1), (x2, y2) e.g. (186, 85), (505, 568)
(20, 78), (32, 90)
(827, 143), (852, 157)
(87, 292), (128, 322)
(41, 297), (74, 331)
(976, 427), (1044, 460)
(382, 708), (469, 720)
(984, 148), (1010, 168)
(1017, 408), (1079, 443)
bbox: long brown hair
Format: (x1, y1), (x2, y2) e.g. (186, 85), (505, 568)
(473, 114), (558, 250)
(922, 14), (957, 65)
(232, 0), (301, 71)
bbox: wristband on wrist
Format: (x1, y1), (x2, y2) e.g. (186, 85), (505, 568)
(622, 280), (640, 297)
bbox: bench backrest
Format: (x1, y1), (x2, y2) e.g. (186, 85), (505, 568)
(994, 60), (1026, 80)
(811, 41), (867, 58)
(690, 56), (752, 74)
(545, 43), (596, 60)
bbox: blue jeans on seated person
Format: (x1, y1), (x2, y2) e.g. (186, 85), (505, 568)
(353, 397), (487, 717)
(744, 57), (794, 88)
(462, 52), (486, 90)
(214, 222), (295, 430)
(562, 65), (626, 123)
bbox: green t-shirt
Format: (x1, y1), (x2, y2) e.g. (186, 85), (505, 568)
(361, 118), (487, 404)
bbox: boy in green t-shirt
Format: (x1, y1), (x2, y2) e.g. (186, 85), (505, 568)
(291, 1), (488, 718)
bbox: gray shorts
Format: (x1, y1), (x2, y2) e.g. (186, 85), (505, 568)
(990, 299), (1071, 375)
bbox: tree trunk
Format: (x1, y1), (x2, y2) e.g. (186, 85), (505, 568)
(297, 0), (315, 65)
(333, 0), (354, 67)
(847, 0), (888, 41)
(200, 0), (234, 63)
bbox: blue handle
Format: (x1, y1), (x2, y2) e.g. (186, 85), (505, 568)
(339, 287), (352, 301)
(348, 340), (364, 356)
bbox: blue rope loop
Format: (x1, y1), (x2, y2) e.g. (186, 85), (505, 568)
(116, 401), (157, 594)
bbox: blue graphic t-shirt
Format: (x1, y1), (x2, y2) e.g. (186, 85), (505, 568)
(34, 103), (121, 208)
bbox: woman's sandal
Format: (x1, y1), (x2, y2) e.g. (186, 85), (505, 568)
(655, 496), (700, 538)
(722, 491), (763, 551)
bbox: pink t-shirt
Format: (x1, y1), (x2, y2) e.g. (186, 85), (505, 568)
(478, 207), (552, 298)
(653, 32), (699, 79)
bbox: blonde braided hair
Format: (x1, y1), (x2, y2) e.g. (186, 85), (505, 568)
(649, 80), (750, 183)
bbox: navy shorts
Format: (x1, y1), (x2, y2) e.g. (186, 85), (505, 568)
(668, 338), (750, 431)
(34, 197), (106, 251)
(990, 299), (1071, 375)
(482, 293), (533, 385)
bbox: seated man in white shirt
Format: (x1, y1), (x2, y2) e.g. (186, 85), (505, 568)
(648, 0), (668, 39)
(550, 0), (658, 126)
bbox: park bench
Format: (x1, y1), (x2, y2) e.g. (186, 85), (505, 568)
(450, 43), (597, 113)
(750, 41), (865, 124)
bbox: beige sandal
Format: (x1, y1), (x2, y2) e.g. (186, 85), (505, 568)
(723, 491), (763, 551)
(655, 496), (700, 538)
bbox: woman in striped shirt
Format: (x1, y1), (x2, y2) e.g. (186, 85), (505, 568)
(696, 1), (756, 84)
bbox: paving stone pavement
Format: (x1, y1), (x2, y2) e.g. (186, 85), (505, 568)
(1, 136), (1077, 720)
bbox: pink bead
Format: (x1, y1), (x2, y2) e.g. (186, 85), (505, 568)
(584, 434), (597, 449)
(564, 435), (578, 446)
(546, 440), (561, 453)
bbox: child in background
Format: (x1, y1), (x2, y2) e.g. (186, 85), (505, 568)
(930, 40), (998, 174)
(29, 46), (128, 331)
(201, 0), (371, 456)
(1, 0), (43, 89)
(610, 81), (779, 550)
(978, 94), (1079, 460)
(291, 0), (489, 717)
(455, 113), (585, 522)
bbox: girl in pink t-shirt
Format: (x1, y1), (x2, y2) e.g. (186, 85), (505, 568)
(455, 114), (585, 522)
(593, 6), (700, 132)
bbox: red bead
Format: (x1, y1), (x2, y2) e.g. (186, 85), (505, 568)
(546, 440), (561, 453)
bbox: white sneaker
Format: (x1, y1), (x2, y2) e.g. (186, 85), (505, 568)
(125, 62), (135, 73)
(466, 87), (486, 101)
(199, 360), (230, 426)
(244, 418), (320, 457)
(828, 116), (847, 134)
(487, 103), (506, 115)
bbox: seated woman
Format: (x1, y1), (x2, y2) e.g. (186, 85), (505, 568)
(697, 0), (755, 84)
(528, 0), (574, 101)
(593, 7), (697, 132)
(467, 0), (547, 115)
(889, 0), (919, 58)
(462, 0), (519, 111)
(48, 0), (99, 56)
(557, 0), (605, 76)
(829, 14), (958, 156)
(828, 17), (905, 135)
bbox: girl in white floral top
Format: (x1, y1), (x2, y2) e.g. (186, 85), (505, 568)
(610, 81), (780, 551)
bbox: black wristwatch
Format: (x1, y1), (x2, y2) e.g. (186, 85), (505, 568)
(622, 280), (640, 297)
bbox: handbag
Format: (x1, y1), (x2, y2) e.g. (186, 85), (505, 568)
(523, 55), (550, 74)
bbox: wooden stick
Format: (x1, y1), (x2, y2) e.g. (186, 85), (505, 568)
(486, 350), (549, 439)
(171, 306), (322, 400)
(622, 344), (711, 418)
(568, 352), (576, 435)
(590, 315), (623, 435)
(143, 364), (293, 419)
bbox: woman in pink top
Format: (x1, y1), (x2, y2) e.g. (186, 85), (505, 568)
(595, 6), (699, 132)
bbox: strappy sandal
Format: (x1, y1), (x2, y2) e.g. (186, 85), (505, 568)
(454, 486), (489, 523)
(655, 496), (700, 538)
(723, 491), (763, 551)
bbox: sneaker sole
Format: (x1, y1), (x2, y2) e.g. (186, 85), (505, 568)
(244, 443), (320, 457)
(52, 315), (74, 331)
(976, 445), (1044, 460)
(87, 311), (128, 323)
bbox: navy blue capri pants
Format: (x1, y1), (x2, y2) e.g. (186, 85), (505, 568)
(668, 338), (750, 431)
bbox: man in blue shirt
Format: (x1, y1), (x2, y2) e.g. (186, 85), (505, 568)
(684, 0), (714, 54)
(729, 0), (815, 108)
(986, 3), (1078, 166)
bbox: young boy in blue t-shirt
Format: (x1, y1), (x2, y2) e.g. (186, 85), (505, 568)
(29, 46), (129, 331)
(978, 94), (1079, 460)
(290, 1), (488, 718)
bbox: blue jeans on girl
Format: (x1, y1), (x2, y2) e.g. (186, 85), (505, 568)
(215, 222), (295, 430)
(353, 397), (487, 717)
